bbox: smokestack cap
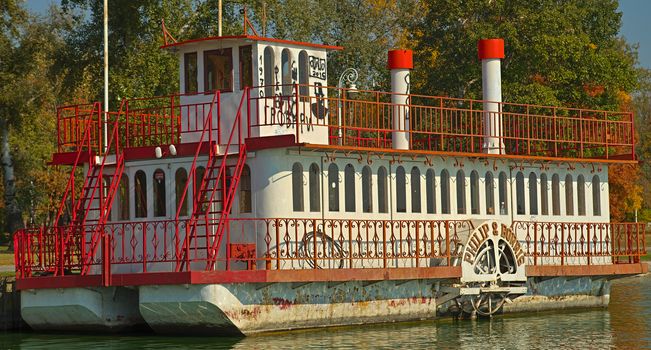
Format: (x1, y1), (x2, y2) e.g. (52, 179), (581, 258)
(478, 39), (505, 60)
(388, 49), (413, 69)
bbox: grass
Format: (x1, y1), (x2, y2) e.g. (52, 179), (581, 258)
(0, 248), (14, 266)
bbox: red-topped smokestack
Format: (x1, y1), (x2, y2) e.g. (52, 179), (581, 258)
(478, 39), (505, 154)
(388, 49), (413, 150)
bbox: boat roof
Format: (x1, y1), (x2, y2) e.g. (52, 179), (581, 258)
(160, 34), (344, 51)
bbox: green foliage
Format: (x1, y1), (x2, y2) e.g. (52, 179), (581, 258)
(411, 0), (638, 111)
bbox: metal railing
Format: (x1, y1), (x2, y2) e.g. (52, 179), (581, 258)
(14, 219), (646, 280)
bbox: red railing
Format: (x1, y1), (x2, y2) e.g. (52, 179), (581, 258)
(250, 84), (635, 161)
(512, 221), (646, 266)
(56, 103), (103, 154)
(14, 218), (646, 279)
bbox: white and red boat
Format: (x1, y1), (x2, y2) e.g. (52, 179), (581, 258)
(13, 32), (647, 335)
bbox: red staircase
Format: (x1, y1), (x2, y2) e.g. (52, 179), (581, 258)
(52, 102), (126, 276)
(176, 91), (249, 272)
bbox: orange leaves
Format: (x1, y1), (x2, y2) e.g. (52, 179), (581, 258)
(609, 164), (643, 222)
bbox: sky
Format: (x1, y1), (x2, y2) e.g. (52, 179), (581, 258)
(23, 0), (651, 70)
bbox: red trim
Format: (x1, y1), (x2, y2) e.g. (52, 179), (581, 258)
(123, 142), (214, 161)
(526, 263), (647, 277)
(388, 50), (413, 70)
(478, 39), (505, 60)
(161, 35), (344, 51)
(50, 151), (93, 166)
(245, 135), (296, 151)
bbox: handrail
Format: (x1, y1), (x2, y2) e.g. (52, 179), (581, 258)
(174, 91), (220, 221)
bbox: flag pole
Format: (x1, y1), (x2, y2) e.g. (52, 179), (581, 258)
(103, 0), (109, 153)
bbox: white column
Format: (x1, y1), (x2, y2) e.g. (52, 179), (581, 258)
(388, 50), (413, 150)
(479, 39), (505, 154)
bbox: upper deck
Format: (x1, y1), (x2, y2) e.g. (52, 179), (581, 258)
(54, 84), (636, 164)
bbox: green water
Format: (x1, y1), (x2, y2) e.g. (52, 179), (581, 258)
(2, 275), (650, 349)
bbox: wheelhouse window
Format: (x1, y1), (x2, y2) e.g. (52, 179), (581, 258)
(456, 170), (466, 214)
(299, 50), (309, 96)
(441, 170), (450, 214)
(240, 165), (252, 213)
(411, 167), (421, 213)
(470, 171), (479, 215)
(592, 175), (601, 216)
(292, 163), (304, 212)
(378, 166), (388, 213)
(135, 170), (147, 218)
(204, 48), (233, 92)
(153, 169), (166, 217)
(396, 166), (406, 213)
(281, 48), (292, 95)
(577, 175), (586, 216)
(362, 166), (373, 213)
(239, 45), (253, 89)
(184, 52), (198, 94)
(426, 169), (436, 214)
(309, 163), (320, 212)
(541, 174), (549, 215)
(264, 46), (274, 97)
(485, 172), (494, 215)
(529, 172), (538, 215)
(552, 174), (560, 215)
(345, 164), (356, 212)
(498, 172), (508, 215)
(516, 172), (525, 215)
(175, 168), (188, 217)
(565, 174), (574, 215)
(118, 175), (129, 220)
(328, 163), (339, 211)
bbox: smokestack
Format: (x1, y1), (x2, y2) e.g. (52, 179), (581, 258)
(388, 49), (413, 150)
(478, 39), (505, 154)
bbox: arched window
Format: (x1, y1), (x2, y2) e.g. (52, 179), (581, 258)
(134, 170), (147, 218)
(565, 174), (574, 215)
(378, 166), (388, 213)
(441, 170), (450, 214)
(485, 172), (494, 215)
(175, 168), (188, 217)
(499, 172), (508, 215)
(515, 172), (525, 215)
(309, 163), (320, 212)
(470, 171), (479, 214)
(239, 165), (252, 213)
(153, 169), (166, 217)
(577, 175), (586, 216)
(552, 174), (560, 215)
(328, 163), (339, 212)
(263, 46), (274, 98)
(540, 174), (549, 215)
(592, 175), (601, 216)
(118, 175), (129, 220)
(194, 166), (206, 212)
(529, 172), (538, 215)
(411, 167), (421, 213)
(362, 166), (373, 213)
(292, 163), (304, 211)
(396, 166), (406, 213)
(281, 48), (292, 95)
(298, 50), (309, 96)
(456, 170), (466, 214)
(426, 169), (436, 214)
(345, 164), (356, 212)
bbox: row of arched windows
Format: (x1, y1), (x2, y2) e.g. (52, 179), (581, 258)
(515, 172), (601, 217)
(291, 162), (603, 217)
(262, 47), (310, 97)
(112, 165), (252, 221)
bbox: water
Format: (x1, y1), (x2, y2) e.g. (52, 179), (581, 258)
(2, 275), (651, 349)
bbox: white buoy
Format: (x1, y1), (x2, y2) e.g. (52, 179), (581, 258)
(478, 39), (505, 154)
(388, 50), (413, 150)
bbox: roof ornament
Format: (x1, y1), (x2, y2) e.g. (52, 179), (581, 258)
(161, 19), (177, 46)
(240, 7), (259, 36)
